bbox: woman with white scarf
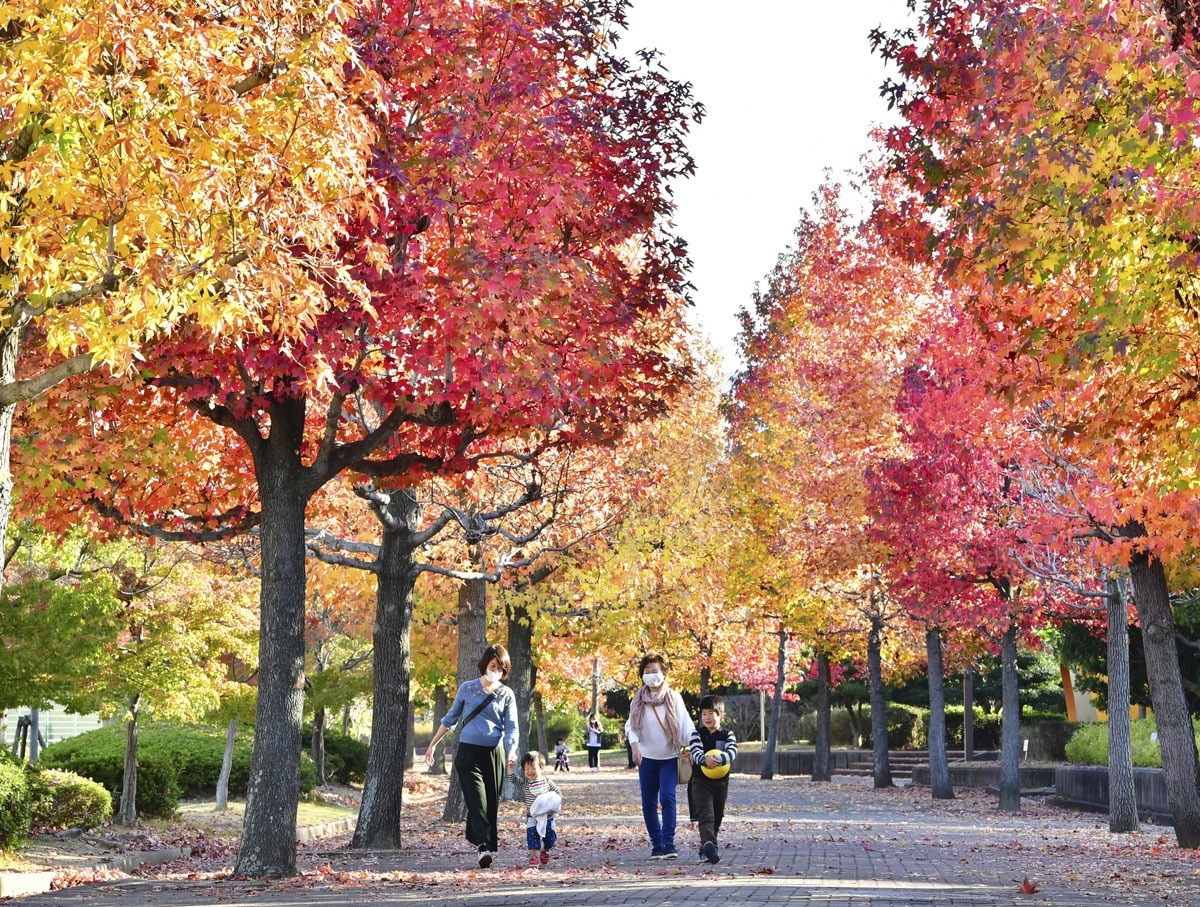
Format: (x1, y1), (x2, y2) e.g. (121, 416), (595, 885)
(624, 654), (696, 860)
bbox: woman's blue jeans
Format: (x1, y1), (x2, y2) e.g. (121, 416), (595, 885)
(638, 755), (679, 854)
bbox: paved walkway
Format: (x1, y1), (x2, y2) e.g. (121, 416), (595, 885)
(6, 766), (1195, 906)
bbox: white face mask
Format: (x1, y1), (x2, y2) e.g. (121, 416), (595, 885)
(485, 669), (504, 683)
(642, 672), (664, 688)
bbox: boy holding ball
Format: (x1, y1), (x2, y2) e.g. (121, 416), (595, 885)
(686, 695), (738, 864)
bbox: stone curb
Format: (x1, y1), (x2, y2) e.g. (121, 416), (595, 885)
(0, 846), (190, 899)
(297, 816), (356, 843)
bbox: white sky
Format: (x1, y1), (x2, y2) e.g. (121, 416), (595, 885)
(621, 1), (915, 376)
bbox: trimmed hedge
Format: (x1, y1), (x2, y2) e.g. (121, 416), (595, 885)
(0, 757), (31, 849)
(906, 707), (1004, 750)
(26, 765), (111, 830)
(0, 757), (107, 847)
(1065, 717), (1200, 767)
(40, 722), (317, 818)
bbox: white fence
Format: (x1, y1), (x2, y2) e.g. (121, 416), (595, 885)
(3, 704), (108, 753)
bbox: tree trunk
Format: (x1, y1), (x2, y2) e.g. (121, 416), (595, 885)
(235, 413), (310, 879)
(845, 703), (864, 748)
(442, 574), (487, 824)
(215, 719), (237, 811)
(28, 708), (39, 762)
(925, 627), (953, 800)
(312, 707), (327, 787)
(590, 656), (600, 716)
(405, 702), (416, 771)
(534, 690), (549, 760)
(868, 616), (893, 789)
(813, 651), (831, 782)
(352, 489), (419, 850)
(698, 641), (712, 700)
(760, 627), (787, 781)
(1126, 530), (1200, 847)
(998, 624), (1021, 812)
(117, 696), (139, 826)
(505, 601), (534, 758)
(1106, 573), (1138, 834)
(0, 324), (23, 602)
(427, 685), (449, 776)
(963, 668), (975, 761)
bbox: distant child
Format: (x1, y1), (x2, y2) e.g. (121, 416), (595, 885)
(512, 751), (563, 868)
(687, 695), (738, 864)
(554, 737), (570, 771)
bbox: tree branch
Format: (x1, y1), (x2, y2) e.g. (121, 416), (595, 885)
(327, 401), (455, 480)
(0, 353), (95, 406)
(231, 61), (289, 97)
(305, 544), (378, 573)
(89, 498), (261, 542)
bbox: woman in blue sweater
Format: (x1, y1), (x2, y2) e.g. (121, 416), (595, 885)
(425, 644), (520, 868)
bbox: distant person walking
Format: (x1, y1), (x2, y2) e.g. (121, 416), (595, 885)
(625, 654), (695, 860)
(425, 643), (519, 869)
(585, 714), (603, 771)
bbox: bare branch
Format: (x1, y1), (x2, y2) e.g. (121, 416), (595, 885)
(305, 544), (378, 573)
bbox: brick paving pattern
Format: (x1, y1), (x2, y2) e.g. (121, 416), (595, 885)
(9, 764), (1195, 907)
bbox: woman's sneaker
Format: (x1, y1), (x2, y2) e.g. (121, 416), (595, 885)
(701, 841), (720, 864)
(662, 849), (678, 860)
(648, 849), (666, 860)
(477, 846), (493, 869)
(539, 850), (551, 865)
(528, 854), (540, 868)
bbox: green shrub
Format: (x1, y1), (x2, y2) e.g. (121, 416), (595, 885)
(937, 707), (1003, 750)
(40, 721), (317, 818)
(543, 707), (585, 750)
(40, 726), (181, 818)
(304, 727), (369, 785)
(796, 707), (867, 747)
(0, 757), (32, 849)
(1064, 717), (1199, 767)
(883, 705), (924, 749)
(26, 765), (111, 830)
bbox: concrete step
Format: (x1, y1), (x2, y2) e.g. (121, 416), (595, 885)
(832, 751), (969, 780)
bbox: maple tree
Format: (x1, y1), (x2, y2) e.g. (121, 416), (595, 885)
(875, 0), (1200, 842)
(305, 454), (575, 841)
(726, 176), (933, 785)
(0, 0), (376, 590)
(23, 0), (700, 876)
(0, 521), (257, 823)
(869, 317), (1047, 810)
(525, 350), (741, 707)
(0, 528), (124, 714)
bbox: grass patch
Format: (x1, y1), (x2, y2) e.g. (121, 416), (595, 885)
(171, 798), (356, 834)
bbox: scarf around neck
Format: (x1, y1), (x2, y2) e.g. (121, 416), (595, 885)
(629, 682), (681, 747)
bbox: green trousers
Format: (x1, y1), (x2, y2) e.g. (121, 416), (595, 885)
(454, 741), (504, 851)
